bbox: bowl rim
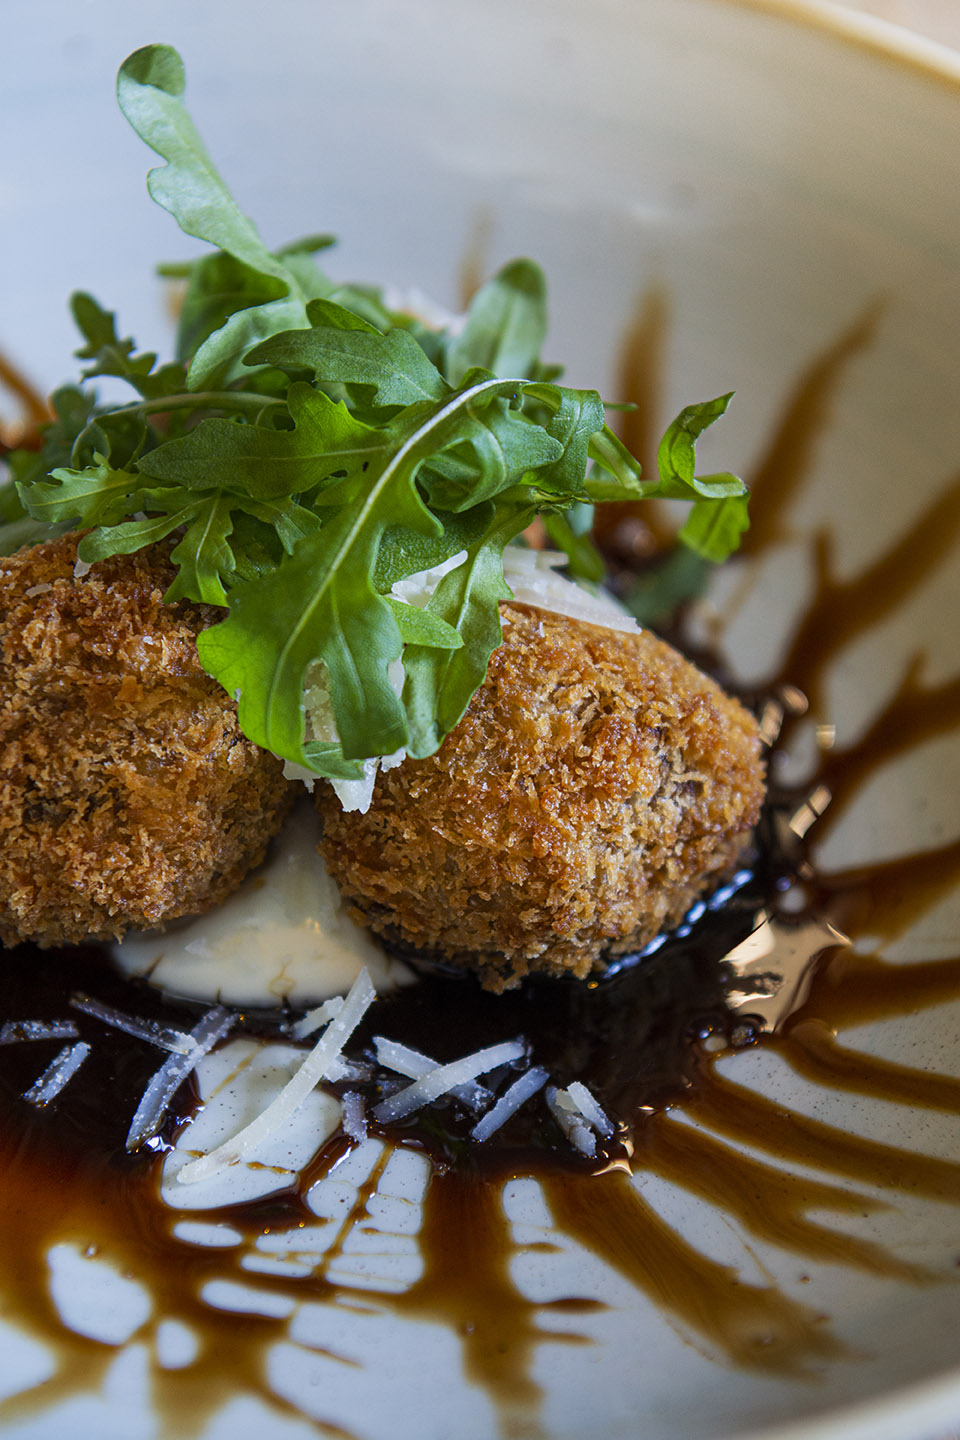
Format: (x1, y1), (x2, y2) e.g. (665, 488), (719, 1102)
(726, 0), (960, 88)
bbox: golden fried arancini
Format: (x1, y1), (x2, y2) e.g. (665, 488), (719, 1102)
(316, 603), (765, 991)
(0, 533), (294, 947)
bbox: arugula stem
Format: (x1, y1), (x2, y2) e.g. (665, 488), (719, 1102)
(69, 390), (283, 466)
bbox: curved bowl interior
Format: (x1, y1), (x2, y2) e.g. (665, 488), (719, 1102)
(1, 3), (960, 1439)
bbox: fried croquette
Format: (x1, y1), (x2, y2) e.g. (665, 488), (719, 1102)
(0, 533), (294, 948)
(316, 603), (765, 991)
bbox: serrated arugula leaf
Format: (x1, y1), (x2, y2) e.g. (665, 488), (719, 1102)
(196, 418), (447, 764)
(187, 296), (311, 391)
(417, 393), (563, 511)
(78, 507), (189, 565)
(0, 476), (69, 555)
(402, 502), (533, 758)
(678, 492), (751, 561)
(164, 496), (238, 604)
(193, 376), (578, 770)
(444, 259), (547, 385)
(521, 384), (609, 497)
(174, 252), (291, 364)
(71, 293), (186, 399)
(248, 312), (449, 413)
(7, 42), (750, 782)
(645, 394), (750, 561)
(136, 384), (389, 500)
(116, 45), (322, 393)
(117, 46), (291, 288)
(657, 393), (735, 492)
(22, 461), (145, 529)
(385, 597), (463, 649)
(328, 285), (447, 366)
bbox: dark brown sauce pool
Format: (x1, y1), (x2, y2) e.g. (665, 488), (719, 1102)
(2, 308), (960, 1438)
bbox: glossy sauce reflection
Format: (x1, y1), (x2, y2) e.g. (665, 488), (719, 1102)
(2, 307), (960, 1439)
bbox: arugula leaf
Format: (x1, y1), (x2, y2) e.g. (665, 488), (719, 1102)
(186, 297), (311, 391)
(6, 41), (751, 785)
(23, 460), (146, 530)
(173, 252), (291, 364)
(402, 502), (533, 757)
(385, 598), (463, 650)
(117, 47), (291, 288)
(678, 492), (750, 561)
(192, 374), (571, 766)
(444, 259), (547, 385)
(116, 45), (323, 391)
(248, 308), (450, 412)
(71, 293), (186, 399)
(136, 385), (389, 500)
(0, 476), (69, 555)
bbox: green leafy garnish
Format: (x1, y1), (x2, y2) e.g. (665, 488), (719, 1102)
(2, 42), (750, 780)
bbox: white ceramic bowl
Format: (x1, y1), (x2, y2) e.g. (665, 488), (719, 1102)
(2, 3), (960, 1439)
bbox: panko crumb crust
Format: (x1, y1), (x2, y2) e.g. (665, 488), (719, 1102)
(0, 533), (293, 948)
(317, 603), (765, 991)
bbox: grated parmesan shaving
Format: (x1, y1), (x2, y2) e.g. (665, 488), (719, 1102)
(501, 548), (640, 634)
(565, 1080), (615, 1139)
(341, 1091), (367, 1143)
(324, 1055), (371, 1083)
(373, 1035), (491, 1112)
(24, 1042), (91, 1107)
(126, 1006), (235, 1152)
(289, 997), (344, 1041)
(0, 1019), (78, 1045)
(545, 1086), (597, 1158)
(70, 992), (196, 1054)
(176, 969), (375, 1186)
(372, 1039), (526, 1124)
(470, 1066), (548, 1143)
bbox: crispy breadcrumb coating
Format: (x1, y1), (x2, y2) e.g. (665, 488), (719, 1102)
(0, 534), (294, 948)
(317, 603), (765, 990)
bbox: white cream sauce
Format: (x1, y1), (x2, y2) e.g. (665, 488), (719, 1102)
(111, 800), (413, 1007)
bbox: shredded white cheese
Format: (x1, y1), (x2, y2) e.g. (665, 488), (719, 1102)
(126, 1006), (236, 1152)
(373, 1035), (492, 1112)
(70, 992), (196, 1054)
(340, 1091), (367, 1143)
(565, 1080), (616, 1139)
(501, 548), (640, 634)
(176, 969), (375, 1186)
(470, 1066), (548, 1143)
(545, 1085), (597, 1158)
(24, 1042), (91, 1108)
(0, 1019), (78, 1045)
(372, 1039), (526, 1124)
(289, 996), (344, 1042)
